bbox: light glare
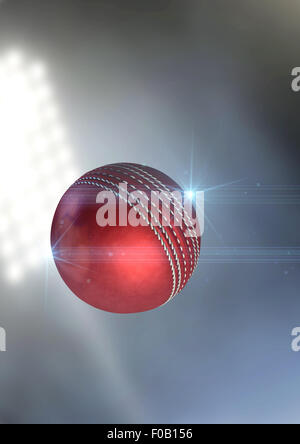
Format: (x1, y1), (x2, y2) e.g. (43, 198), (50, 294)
(7, 263), (23, 282)
(29, 62), (46, 81)
(0, 49), (77, 283)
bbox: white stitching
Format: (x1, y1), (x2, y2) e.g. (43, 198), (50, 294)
(118, 164), (201, 274)
(79, 176), (182, 299)
(82, 173), (187, 299)
(108, 164), (199, 288)
(119, 164), (200, 259)
(98, 167), (189, 294)
(74, 179), (177, 302)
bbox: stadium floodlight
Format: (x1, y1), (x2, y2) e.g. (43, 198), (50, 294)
(0, 50), (78, 283)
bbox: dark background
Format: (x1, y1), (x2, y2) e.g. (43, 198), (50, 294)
(0, 0), (299, 424)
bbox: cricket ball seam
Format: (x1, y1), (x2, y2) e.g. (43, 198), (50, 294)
(127, 163), (201, 255)
(110, 164), (199, 283)
(74, 180), (178, 303)
(78, 175), (183, 299)
(117, 163), (200, 264)
(95, 166), (190, 290)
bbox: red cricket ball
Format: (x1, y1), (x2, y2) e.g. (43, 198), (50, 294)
(51, 163), (201, 313)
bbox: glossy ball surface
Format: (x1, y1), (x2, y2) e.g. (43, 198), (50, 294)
(51, 163), (200, 313)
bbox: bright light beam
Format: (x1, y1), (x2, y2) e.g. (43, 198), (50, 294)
(0, 49), (78, 283)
